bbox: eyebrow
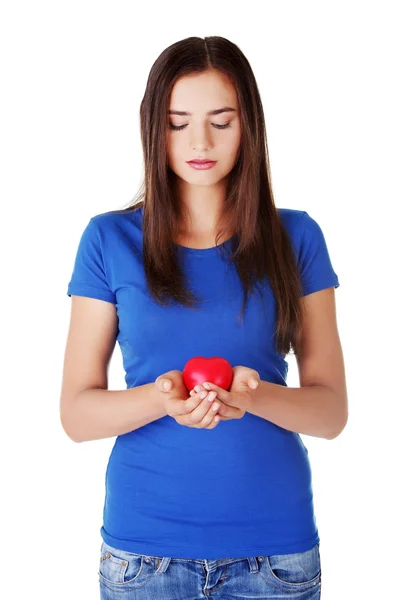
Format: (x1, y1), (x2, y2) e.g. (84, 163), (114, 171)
(168, 106), (237, 117)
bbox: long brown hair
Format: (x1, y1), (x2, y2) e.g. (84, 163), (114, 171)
(120, 36), (304, 357)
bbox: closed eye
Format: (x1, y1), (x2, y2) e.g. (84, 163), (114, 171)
(168, 122), (232, 131)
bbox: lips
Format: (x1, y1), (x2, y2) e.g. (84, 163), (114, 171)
(187, 159), (216, 164)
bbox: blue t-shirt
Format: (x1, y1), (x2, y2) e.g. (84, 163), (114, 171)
(67, 205), (339, 559)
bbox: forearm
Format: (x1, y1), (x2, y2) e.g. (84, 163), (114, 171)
(62, 383), (168, 443)
(247, 380), (345, 440)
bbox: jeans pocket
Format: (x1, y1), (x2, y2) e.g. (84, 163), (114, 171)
(264, 543), (321, 591)
(98, 541), (145, 586)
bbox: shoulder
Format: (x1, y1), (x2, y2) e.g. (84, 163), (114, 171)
(277, 207), (305, 240)
(278, 208), (327, 244)
(90, 204), (144, 233)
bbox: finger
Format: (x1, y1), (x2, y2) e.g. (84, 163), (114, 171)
(192, 385), (204, 395)
(190, 384), (206, 397)
(187, 392), (217, 424)
(169, 390), (204, 416)
(204, 413), (221, 429)
(202, 382), (230, 402)
(177, 393), (220, 429)
(216, 402), (242, 419)
(184, 389), (209, 412)
(198, 396), (220, 429)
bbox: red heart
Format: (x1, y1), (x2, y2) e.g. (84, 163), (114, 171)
(183, 356), (233, 394)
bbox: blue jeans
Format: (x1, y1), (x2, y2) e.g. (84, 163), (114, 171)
(98, 540), (322, 599)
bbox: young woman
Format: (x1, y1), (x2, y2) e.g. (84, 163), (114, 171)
(61, 35), (347, 600)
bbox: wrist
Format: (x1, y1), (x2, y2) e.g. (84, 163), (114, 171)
(247, 379), (262, 411)
(150, 382), (169, 418)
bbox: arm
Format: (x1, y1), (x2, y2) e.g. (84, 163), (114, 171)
(247, 381), (344, 440)
(248, 287), (348, 440)
(64, 384), (167, 443)
(60, 296), (167, 443)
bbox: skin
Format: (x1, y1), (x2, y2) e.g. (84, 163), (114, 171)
(167, 69), (241, 241)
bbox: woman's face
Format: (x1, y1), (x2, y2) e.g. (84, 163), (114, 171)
(167, 70), (241, 186)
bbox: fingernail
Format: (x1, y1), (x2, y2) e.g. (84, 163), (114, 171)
(162, 381), (169, 390)
(203, 383), (211, 390)
(199, 391), (208, 400)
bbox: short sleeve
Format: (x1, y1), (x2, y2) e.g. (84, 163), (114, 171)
(298, 211), (340, 296)
(66, 218), (116, 304)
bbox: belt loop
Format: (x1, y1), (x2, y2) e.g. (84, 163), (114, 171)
(247, 556), (260, 572)
(155, 556), (171, 574)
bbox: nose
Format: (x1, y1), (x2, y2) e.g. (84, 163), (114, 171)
(190, 124), (212, 151)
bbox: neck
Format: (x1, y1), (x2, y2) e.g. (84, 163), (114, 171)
(173, 175), (228, 236)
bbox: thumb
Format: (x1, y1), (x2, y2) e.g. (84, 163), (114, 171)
(161, 379), (172, 391)
(249, 377), (259, 389)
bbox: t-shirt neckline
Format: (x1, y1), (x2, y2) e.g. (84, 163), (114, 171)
(173, 237), (234, 257)
(137, 205), (234, 257)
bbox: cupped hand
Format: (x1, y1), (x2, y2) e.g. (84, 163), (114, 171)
(188, 365), (261, 421)
(154, 370), (222, 430)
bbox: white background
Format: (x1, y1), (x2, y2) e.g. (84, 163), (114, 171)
(1, 1), (398, 598)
